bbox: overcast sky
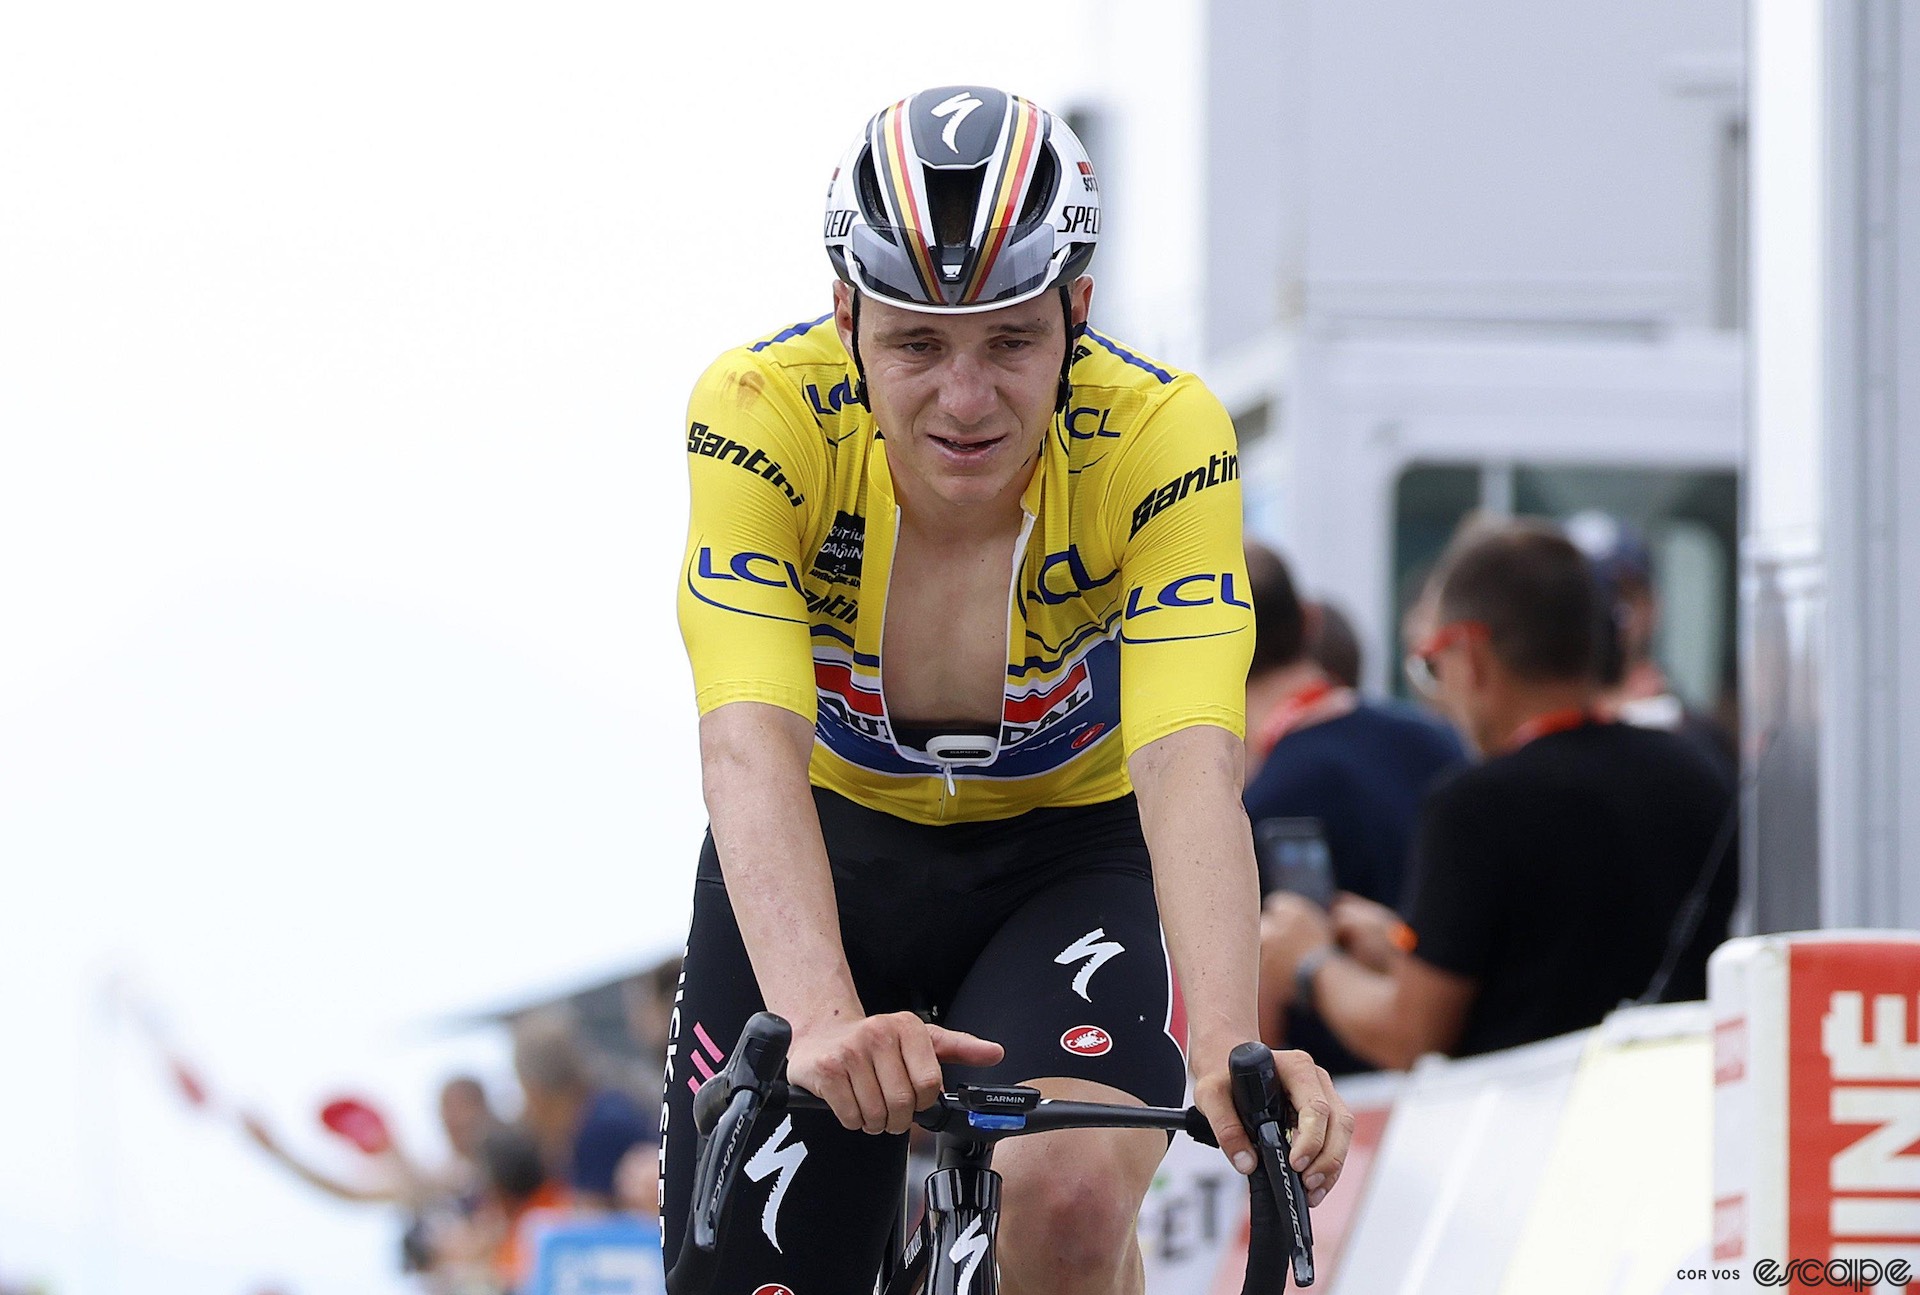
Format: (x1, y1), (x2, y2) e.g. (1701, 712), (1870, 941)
(0, 1), (1186, 1289)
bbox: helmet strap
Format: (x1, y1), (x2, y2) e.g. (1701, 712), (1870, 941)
(1055, 283), (1082, 414)
(848, 291), (872, 410)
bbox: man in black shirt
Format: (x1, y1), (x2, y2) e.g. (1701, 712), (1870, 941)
(1261, 521), (1737, 1068)
(1242, 545), (1466, 1072)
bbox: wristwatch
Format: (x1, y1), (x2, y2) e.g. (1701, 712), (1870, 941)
(1294, 945), (1338, 1018)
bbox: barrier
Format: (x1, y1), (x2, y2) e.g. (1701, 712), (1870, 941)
(1710, 932), (1920, 1294)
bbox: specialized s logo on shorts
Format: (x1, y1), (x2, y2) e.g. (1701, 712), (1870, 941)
(743, 1116), (809, 1253)
(1055, 928), (1124, 1001)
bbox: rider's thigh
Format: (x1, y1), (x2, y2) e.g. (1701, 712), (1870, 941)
(661, 868), (908, 1288)
(939, 861), (1187, 1108)
(992, 1076), (1167, 1294)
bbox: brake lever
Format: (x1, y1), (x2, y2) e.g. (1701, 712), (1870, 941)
(1228, 1041), (1316, 1290)
(1255, 1112), (1315, 1288)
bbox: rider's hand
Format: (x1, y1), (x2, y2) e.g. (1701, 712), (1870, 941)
(786, 1011), (1004, 1136)
(1194, 1044), (1353, 1209)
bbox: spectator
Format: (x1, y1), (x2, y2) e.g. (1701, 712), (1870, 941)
(1304, 599), (1362, 690)
(512, 1010), (656, 1212)
(1242, 545), (1467, 1071)
(240, 1074), (499, 1210)
(1564, 510), (1736, 774)
(427, 1125), (565, 1294)
(1262, 521), (1738, 1068)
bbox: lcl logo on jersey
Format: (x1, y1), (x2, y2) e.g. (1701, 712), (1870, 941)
(1032, 545), (1117, 606)
(1061, 1025), (1114, 1056)
(694, 547), (805, 592)
(1123, 571), (1253, 618)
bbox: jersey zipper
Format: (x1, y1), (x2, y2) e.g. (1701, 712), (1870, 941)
(872, 505), (1039, 823)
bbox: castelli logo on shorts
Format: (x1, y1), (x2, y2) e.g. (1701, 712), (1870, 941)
(1061, 1025), (1113, 1056)
(751, 1286), (796, 1295)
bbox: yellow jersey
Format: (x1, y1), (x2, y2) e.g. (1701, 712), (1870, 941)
(677, 315), (1251, 824)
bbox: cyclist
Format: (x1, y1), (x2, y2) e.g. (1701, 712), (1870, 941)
(667, 85), (1352, 1293)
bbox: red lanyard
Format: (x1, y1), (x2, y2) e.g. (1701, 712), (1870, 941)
(1254, 680), (1348, 761)
(1503, 706), (1598, 753)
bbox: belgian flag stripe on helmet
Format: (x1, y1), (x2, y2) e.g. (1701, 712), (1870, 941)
(962, 97), (1041, 306)
(878, 103), (944, 303)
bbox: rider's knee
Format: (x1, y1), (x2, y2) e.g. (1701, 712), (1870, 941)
(997, 1141), (1143, 1265)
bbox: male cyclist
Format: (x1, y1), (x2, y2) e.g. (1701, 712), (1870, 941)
(665, 86), (1352, 1293)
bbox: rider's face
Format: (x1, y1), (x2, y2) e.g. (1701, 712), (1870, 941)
(836, 278), (1091, 513)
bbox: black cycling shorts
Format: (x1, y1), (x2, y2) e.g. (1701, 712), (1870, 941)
(660, 788), (1187, 1289)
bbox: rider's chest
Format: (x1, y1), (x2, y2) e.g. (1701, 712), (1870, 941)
(879, 527), (1022, 725)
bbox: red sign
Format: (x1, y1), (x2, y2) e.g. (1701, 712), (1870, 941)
(1061, 1026), (1113, 1057)
(1787, 941), (1920, 1292)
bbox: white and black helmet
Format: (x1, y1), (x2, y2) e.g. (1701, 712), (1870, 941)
(825, 86), (1101, 314)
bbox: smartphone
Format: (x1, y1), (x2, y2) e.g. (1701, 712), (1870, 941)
(1252, 817), (1336, 909)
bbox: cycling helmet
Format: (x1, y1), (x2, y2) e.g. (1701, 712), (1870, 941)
(825, 86), (1100, 314)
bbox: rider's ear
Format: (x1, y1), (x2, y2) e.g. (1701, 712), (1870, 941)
(1069, 275), (1095, 328)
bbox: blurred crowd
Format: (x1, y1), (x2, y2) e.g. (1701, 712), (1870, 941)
(1246, 512), (1739, 1073)
(237, 962), (678, 1295)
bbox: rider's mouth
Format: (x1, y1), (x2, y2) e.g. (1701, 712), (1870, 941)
(930, 434), (1004, 457)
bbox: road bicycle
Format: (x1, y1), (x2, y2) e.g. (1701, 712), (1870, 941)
(667, 1011), (1315, 1294)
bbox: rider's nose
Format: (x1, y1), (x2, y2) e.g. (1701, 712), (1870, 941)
(935, 352), (997, 424)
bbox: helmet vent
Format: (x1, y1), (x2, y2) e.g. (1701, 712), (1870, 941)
(924, 165), (987, 248)
(1017, 144), (1058, 228)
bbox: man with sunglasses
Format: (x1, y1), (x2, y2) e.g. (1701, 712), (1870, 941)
(1262, 520), (1737, 1068)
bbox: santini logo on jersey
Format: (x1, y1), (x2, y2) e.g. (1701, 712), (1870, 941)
(1129, 452), (1239, 537)
(688, 422), (805, 508)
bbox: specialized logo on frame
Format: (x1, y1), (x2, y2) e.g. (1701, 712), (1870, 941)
(951, 1215), (990, 1295)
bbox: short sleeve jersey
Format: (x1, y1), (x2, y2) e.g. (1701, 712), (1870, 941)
(676, 315), (1252, 825)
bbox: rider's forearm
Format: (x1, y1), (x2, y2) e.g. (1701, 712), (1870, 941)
(1130, 724), (1263, 1075)
(699, 702), (864, 1032)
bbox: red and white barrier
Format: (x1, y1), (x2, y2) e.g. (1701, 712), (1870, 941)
(1710, 932), (1920, 1294)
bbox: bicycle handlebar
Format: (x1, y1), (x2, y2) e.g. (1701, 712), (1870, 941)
(667, 1012), (1316, 1293)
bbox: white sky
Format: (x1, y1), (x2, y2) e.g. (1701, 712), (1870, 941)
(0, 1), (1188, 1290)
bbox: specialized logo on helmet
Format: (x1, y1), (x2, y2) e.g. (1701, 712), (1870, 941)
(1061, 1025), (1114, 1056)
(1055, 928), (1125, 1002)
(930, 91), (985, 153)
(751, 1286), (797, 1295)
(744, 1117), (809, 1253)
